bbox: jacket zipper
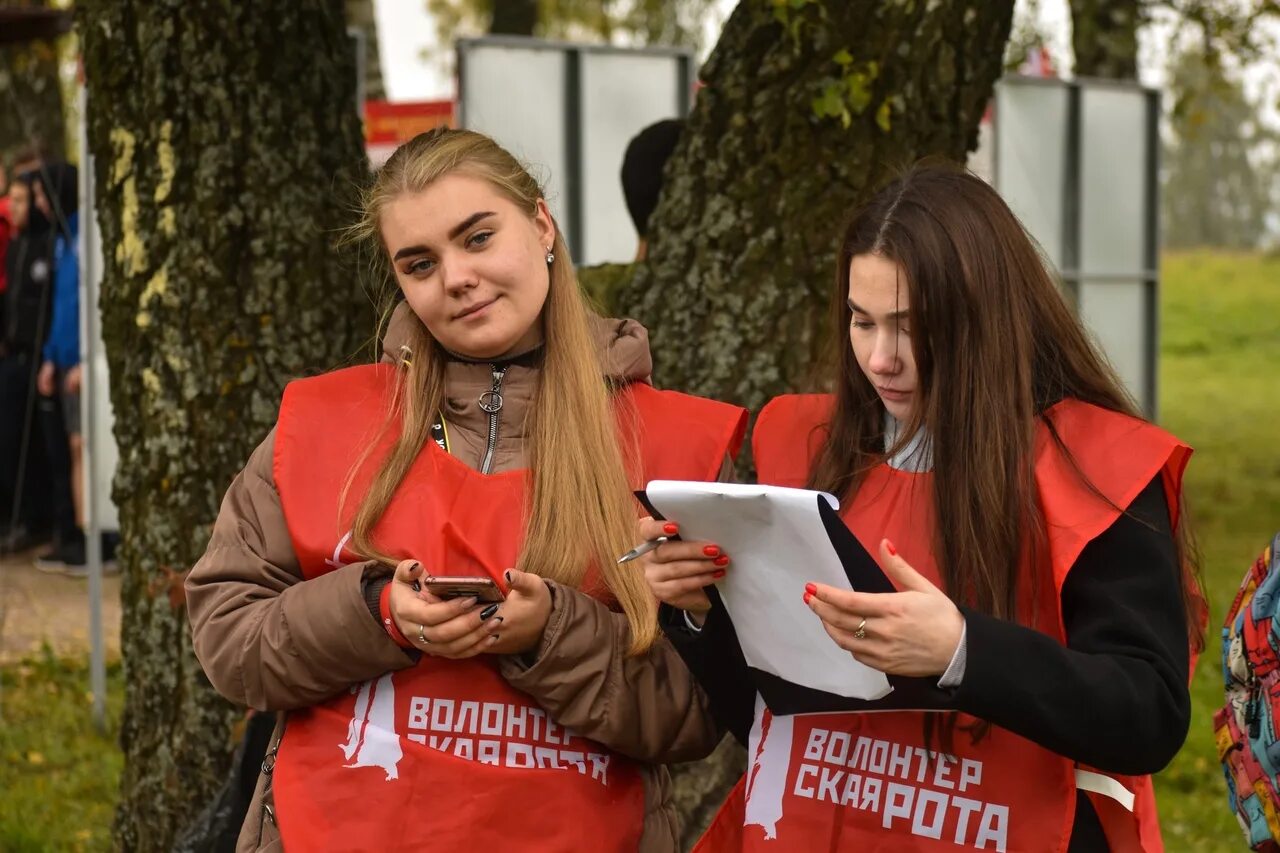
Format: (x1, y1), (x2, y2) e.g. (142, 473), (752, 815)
(258, 720), (284, 841)
(478, 365), (507, 475)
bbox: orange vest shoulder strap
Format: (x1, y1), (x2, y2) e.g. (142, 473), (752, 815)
(1035, 399), (1192, 591)
(752, 394), (833, 487)
(274, 364), (396, 518)
(278, 363), (394, 430)
(624, 382), (748, 482)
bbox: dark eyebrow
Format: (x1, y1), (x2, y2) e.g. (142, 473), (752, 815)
(449, 210), (496, 240)
(393, 244), (429, 261)
(847, 298), (909, 320)
(391, 211), (497, 261)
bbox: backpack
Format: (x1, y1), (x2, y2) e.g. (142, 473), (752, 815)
(1217, 532), (1280, 851)
(173, 709), (277, 853)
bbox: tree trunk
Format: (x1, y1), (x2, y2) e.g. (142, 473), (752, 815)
(345, 0), (386, 101)
(669, 736), (747, 849)
(1068, 0), (1140, 79)
(616, 0), (1014, 422)
(0, 2), (67, 163)
(614, 2), (1013, 841)
(489, 0), (538, 36)
(76, 2), (370, 849)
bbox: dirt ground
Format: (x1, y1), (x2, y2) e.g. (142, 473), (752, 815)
(0, 546), (121, 664)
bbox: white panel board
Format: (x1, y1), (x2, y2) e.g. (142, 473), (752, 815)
(579, 52), (681, 265)
(459, 45), (571, 229)
(1079, 88), (1147, 275)
(1077, 280), (1150, 405)
(993, 80), (1070, 268)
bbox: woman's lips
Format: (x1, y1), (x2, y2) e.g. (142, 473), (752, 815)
(877, 386), (912, 401)
(454, 297), (497, 320)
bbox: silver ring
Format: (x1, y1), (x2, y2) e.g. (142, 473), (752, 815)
(853, 618), (868, 640)
(417, 623), (430, 645)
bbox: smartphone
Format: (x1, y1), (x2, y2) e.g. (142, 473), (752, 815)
(421, 575), (505, 604)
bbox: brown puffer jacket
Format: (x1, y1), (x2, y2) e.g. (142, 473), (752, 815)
(185, 303), (724, 852)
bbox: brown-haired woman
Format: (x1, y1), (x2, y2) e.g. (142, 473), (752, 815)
(644, 165), (1202, 852)
(186, 127), (747, 852)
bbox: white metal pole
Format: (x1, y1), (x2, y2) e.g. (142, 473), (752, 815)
(78, 83), (106, 733)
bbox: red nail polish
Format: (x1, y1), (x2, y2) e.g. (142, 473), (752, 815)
(703, 545), (720, 557)
(804, 582), (816, 596)
(713, 569), (726, 579)
(714, 555), (730, 567)
(663, 523), (679, 536)
(803, 592), (812, 605)
(885, 540), (898, 556)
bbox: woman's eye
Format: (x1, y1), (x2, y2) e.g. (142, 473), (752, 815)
(467, 231), (492, 248)
(851, 319), (874, 330)
(407, 258), (435, 275)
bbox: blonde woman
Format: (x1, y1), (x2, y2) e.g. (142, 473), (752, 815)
(186, 128), (747, 852)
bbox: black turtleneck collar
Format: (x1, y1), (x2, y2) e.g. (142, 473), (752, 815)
(441, 343), (546, 369)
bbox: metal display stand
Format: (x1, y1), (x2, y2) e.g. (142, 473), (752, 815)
(457, 36), (695, 267)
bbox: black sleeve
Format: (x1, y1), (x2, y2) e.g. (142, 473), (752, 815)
(661, 604), (757, 746)
(655, 454), (759, 744)
(952, 474), (1191, 775)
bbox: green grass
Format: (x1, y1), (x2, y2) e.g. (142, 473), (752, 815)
(0, 250), (1274, 849)
(0, 649), (124, 852)
(1154, 250), (1280, 849)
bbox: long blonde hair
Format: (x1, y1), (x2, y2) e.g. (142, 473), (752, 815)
(345, 128), (655, 653)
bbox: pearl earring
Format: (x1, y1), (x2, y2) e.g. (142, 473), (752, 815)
(545, 248), (555, 265)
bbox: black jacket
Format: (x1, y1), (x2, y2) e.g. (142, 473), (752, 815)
(3, 174), (56, 356)
(663, 475), (1190, 852)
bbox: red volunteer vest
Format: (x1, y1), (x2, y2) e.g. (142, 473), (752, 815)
(696, 395), (1192, 853)
(269, 364), (746, 852)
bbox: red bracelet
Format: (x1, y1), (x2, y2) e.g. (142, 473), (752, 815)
(379, 582), (414, 649)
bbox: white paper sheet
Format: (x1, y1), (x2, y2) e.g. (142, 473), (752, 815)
(644, 480), (892, 700)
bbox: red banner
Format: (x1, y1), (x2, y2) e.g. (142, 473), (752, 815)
(365, 100), (454, 164)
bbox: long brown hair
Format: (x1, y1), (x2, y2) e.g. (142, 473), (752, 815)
(344, 128), (656, 653)
(809, 162), (1203, 648)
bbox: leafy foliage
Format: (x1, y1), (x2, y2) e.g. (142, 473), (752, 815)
(0, 23), (67, 166)
(425, 0), (722, 51)
(1163, 46), (1276, 249)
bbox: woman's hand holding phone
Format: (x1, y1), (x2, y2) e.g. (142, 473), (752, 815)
(483, 568), (552, 656)
(389, 559), (503, 659)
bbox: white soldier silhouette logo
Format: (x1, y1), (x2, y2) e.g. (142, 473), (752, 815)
(744, 696), (794, 840)
(340, 674), (403, 781)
